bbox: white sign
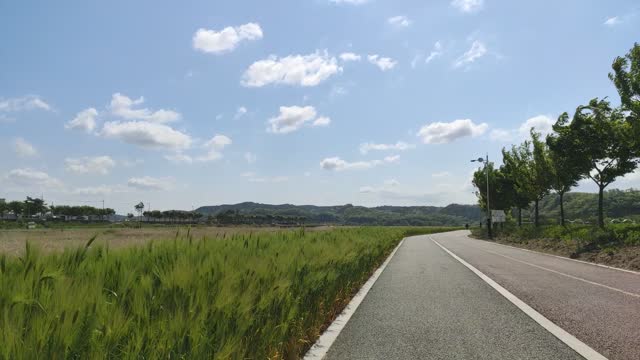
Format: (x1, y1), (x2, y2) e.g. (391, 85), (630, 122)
(491, 210), (506, 223)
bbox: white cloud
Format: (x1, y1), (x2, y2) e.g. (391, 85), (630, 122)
(359, 141), (415, 154)
(339, 52), (361, 62)
(3, 168), (62, 189)
(417, 119), (488, 144)
(320, 155), (399, 171)
(245, 152), (257, 164)
(268, 105), (327, 134)
(312, 116), (331, 127)
(388, 15), (412, 28)
(425, 41), (443, 64)
(329, 0), (370, 4)
(451, 0), (483, 13)
(205, 134), (232, 150)
(65, 108), (98, 133)
(197, 134), (232, 162)
(0, 95), (51, 112)
(65, 156), (116, 175)
(101, 121), (192, 150)
(368, 55), (397, 71)
(13, 138), (38, 157)
(359, 186), (375, 193)
(489, 129), (514, 142)
(453, 40), (487, 68)
(109, 93), (181, 123)
(488, 115), (556, 143)
(604, 16), (620, 26)
(519, 115), (554, 137)
(242, 51), (342, 87)
(193, 22), (263, 54)
(165, 135), (231, 164)
(127, 176), (174, 191)
(235, 106), (248, 119)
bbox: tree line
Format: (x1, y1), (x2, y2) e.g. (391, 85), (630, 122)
(0, 197), (115, 219)
(141, 210), (204, 222)
(473, 43), (640, 228)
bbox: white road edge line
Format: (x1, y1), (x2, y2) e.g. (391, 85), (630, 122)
(431, 238), (608, 360)
(303, 238), (406, 360)
(482, 249), (640, 298)
(467, 234), (640, 275)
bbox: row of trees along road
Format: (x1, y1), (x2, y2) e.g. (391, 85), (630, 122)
(473, 43), (640, 229)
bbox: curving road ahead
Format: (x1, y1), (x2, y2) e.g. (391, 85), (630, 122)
(322, 231), (640, 360)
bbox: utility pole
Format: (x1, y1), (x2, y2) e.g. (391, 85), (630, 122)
(471, 154), (492, 239)
(485, 153), (492, 240)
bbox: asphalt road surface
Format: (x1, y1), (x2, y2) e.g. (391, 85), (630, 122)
(323, 231), (640, 360)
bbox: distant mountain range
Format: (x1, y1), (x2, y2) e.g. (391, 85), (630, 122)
(196, 202), (483, 226)
(195, 189), (640, 226)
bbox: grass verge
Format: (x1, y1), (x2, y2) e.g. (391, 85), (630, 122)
(471, 224), (640, 271)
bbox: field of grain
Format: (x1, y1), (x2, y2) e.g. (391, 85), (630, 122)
(0, 226), (455, 359)
(0, 226), (330, 256)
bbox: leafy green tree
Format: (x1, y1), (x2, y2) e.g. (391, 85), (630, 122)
(528, 131), (554, 227)
(0, 199), (6, 218)
(24, 197), (47, 217)
(609, 43), (640, 121)
(472, 163), (513, 219)
(501, 142), (535, 226)
(558, 98), (639, 227)
(134, 202), (145, 217)
(7, 201), (23, 217)
(547, 113), (586, 226)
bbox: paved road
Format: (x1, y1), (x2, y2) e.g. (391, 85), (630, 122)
(324, 231), (640, 360)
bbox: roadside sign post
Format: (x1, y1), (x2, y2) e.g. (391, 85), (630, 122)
(491, 210), (506, 223)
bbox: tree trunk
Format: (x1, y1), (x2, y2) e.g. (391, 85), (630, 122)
(534, 199), (539, 227)
(598, 185), (605, 228)
(559, 192), (565, 227)
(517, 208), (522, 226)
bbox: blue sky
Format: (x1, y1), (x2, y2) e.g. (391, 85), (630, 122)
(1, 0), (639, 214)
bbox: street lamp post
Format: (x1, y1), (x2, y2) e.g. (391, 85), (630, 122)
(471, 153), (492, 239)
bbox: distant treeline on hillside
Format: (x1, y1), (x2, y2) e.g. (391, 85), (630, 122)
(535, 188), (640, 223)
(196, 203), (483, 226)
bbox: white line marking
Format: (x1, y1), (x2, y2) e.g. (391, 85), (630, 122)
(431, 238), (608, 360)
(304, 238), (406, 360)
(481, 248), (640, 299)
(465, 233), (640, 275)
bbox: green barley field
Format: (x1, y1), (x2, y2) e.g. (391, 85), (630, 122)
(0, 227), (455, 359)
